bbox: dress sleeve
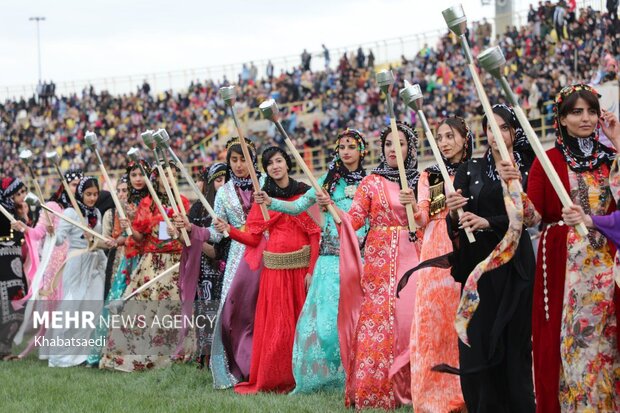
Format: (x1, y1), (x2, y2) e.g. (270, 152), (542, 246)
(30, 204), (55, 242)
(132, 198), (155, 234)
(526, 157), (547, 220)
(269, 187), (316, 216)
(447, 163), (470, 238)
(347, 178), (372, 231)
(416, 171), (431, 228)
(55, 208), (77, 245)
(94, 209), (114, 249)
(521, 192), (542, 228)
(228, 226), (263, 247)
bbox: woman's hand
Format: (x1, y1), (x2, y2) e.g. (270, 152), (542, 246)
(304, 273), (312, 292)
(172, 213), (191, 232)
(202, 243), (216, 259)
(104, 237), (117, 249)
(254, 190), (271, 206)
(398, 188), (418, 212)
(214, 218), (231, 235)
(316, 190), (333, 208)
(562, 204), (593, 228)
(600, 109), (620, 150)
(446, 189), (468, 213)
(497, 160), (522, 183)
(116, 236), (126, 247)
(11, 220), (28, 234)
(458, 212), (490, 231)
(119, 218), (131, 230)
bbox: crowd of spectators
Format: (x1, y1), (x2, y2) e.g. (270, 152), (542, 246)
(1, 1), (619, 182)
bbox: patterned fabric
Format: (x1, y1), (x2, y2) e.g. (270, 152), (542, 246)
(131, 195), (189, 254)
(100, 252), (194, 371)
(0, 177), (25, 212)
(341, 174), (421, 409)
(409, 171), (465, 412)
(372, 121), (420, 191)
(558, 168), (619, 411)
(322, 128), (368, 195)
(454, 176), (524, 346)
(269, 174), (369, 394)
(76, 176), (100, 228)
(208, 177), (264, 388)
(553, 84), (615, 172)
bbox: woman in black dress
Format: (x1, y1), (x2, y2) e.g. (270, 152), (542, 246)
(445, 104), (536, 412)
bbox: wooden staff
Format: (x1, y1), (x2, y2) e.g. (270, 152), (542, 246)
(19, 149), (54, 233)
(154, 131), (229, 237)
(478, 46), (588, 237)
(24, 193), (109, 242)
(220, 86), (270, 220)
(443, 5), (521, 188)
(400, 81), (476, 243)
(152, 130), (190, 222)
(127, 148), (180, 242)
(122, 262), (180, 301)
(376, 70), (418, 232)
(141, 131), (191, 246)
(259, 99), (341, 224)
(83, 131), (133, 236)
(45, 151), (86, 223)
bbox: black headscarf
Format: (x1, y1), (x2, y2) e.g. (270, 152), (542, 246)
(261, 146), (310, 199)
(189, 162), (229, 227)
(372, 121), (420, 192)
(49, 168), (83, 209)
(553, 84), (615, 172)
(76, 176), (99, 229)
(322, 128), (368, 195)
(482, 104), (534, 181)
(0, 177), (25, 213)
(126, 159), (150, 206)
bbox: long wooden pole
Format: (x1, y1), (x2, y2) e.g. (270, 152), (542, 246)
(136, 164), (179, 242)
(38, 202), (108, 242)
(93, 149), (133, 237)
(153, 161), (191, 246)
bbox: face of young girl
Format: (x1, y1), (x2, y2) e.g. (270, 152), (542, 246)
(384, 131), (408, 169)
(436, 124), (466, 163)
(560, 97), (599, 138)
(486, 114), (514, 152)
(266, 153), (288, 181)
(130, 168), (145, 190)
(213, 176), (226, 191)
(82, 187), (99, 208)
(12, 187), (27, 205)
(229, 152), (250, 179)
(117, 182), (129, 203)
(338, 137), (361, 169)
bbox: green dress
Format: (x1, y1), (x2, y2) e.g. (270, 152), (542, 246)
(269, 174), (368, 393)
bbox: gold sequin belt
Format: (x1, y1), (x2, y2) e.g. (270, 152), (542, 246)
(263, 245), (310, 270)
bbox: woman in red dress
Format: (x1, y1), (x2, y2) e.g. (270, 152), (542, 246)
(211, 146), (321, 393)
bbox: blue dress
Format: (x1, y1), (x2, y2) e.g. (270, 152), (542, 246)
(269, 174), (368, 393)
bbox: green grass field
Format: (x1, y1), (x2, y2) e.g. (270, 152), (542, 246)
(0, 352), (410, 412)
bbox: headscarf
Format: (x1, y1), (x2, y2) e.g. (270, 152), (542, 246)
(0, 177), (25, 213)
(76, 176), (99, 229)
(372, 121), (420, 191)
(322, 128), (368, 195)
(119, 174), (129, 185)
(225, 136), (261, 191)
(190, 162), (229, 226)
(425, 117), (474, 176)
(482, 104), (533, 181)
(126, 159), (150, 205)
(50, 168), (83, 209)
(553, 84), (615, 172)
(261, 146), (310, 199)
(206, 162), (227, 185)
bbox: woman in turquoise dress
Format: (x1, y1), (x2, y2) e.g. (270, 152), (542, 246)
(256, 128), (369, 393)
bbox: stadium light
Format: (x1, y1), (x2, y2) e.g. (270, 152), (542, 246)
(29, 16), (46, 84)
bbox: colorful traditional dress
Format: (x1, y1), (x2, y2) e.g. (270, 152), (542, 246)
(269, 174), (368, 393)
(528, 149), (620, 412)
(209, 177), (264, 388)
(340, 174), (422, 409)
(233, 196), (321, 394)
(100, 195), (193, 372)
(409, 170), (465, 412)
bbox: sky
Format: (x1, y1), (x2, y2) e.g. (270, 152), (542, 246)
(1, 0), (542, 97)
